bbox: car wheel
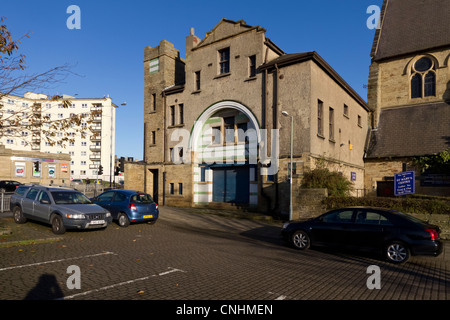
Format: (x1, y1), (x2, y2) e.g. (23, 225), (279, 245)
(291, 230), (310, 250)
(13, 206), (27, 224)
(51, 214), (66, 235)
(385, 241), (410, 263)
(118, 213), (130, 227)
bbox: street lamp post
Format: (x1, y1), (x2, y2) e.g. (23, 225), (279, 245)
(281, 111), (293, 221)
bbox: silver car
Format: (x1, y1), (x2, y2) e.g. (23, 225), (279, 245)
(10, 185), (112, 234)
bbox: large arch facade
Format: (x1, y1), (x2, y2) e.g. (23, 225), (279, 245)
(189, 100), (261, 206)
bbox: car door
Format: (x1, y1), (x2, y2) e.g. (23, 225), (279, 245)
(111, 191), (128, 217)
(21, 188), (40, 216)
(93, 191), (115, 217)
(311, 209), (356, 245)
(351, 209), (394, 248)
(33, 191), (52, 222)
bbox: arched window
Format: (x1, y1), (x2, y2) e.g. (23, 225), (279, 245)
(410, 57), (436, 98)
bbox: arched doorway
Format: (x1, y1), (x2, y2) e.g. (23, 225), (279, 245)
(189, 101), (261, 206)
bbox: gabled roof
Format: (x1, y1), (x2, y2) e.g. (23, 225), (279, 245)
(194, 18), (266, 50)
(259, 52), (369, 111)
(366, 103), (450, 158)
(371, 0), (450, 61)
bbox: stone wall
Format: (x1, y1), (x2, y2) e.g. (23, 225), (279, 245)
(364, 158), (450, 197)
(124, 162), (146, 192)
(368, 48), (450, 127)
(0, 145), (71, 186)
(292, 188), (328, 220)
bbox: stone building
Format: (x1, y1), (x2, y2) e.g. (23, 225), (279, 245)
(0, 145), (71, 185)
(365, 0), (450, 196)
(128, 19), (370, 214)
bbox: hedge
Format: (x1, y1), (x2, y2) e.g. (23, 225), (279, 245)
(323, 196), (450, 215)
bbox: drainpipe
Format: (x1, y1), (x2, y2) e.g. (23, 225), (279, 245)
(162, 91), (167, 206)
(260, 68), (272, 213)
(162, 91), (167, 164)
(274, 63), (280, 213)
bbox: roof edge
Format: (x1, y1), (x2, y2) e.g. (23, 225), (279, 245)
(259, 52), (369, 111)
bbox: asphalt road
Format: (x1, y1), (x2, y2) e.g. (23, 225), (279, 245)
(0, 206), (449, 310)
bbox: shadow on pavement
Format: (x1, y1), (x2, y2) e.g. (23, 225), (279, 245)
(240, 225), (286, 247)
(24, 274), (64, 300)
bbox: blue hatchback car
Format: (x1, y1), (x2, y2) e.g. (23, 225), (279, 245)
(92, 190), (158, 227)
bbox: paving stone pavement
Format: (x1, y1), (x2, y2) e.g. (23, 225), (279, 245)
(0, 206), (449, 304)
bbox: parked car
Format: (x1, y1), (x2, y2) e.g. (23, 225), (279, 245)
(0, 180), (23, 193)
(281, 207), (443, 263)
(10, 185), (112, 234)
(92, 190), (158, 227)
(70, 179), (84, 187)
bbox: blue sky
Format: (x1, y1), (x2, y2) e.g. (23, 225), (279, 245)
(1, 0), (383, 160)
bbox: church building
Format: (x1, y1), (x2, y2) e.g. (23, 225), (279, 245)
(365, 0), (450, 196)
(128, 19), (370, 214)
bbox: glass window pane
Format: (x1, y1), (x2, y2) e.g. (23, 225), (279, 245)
(424, 72), (436, 97)
(411, 73), (422, 98)
(237, 122), (248, 142)
(212, 127), (221, 144)
(323, 210), (353, 223)
(113, 192), (127, 202)
(414, 57), (433, 72)
(355, 211), (392, 225)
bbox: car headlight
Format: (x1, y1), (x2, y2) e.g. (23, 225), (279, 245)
(105, 211), (111, 218)
(66, 213), (85, 219)
(282, 222), (290, 229)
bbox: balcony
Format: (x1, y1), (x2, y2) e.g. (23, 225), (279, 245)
(90, 125), (102, 132)
(89, 164), (100, 169)
(89, 153), (101, 160)
(90, 134), (101, 141)
(90, 145), (101, 151)
(91, 105), (102, 112)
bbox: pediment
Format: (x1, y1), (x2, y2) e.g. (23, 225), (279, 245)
(197, 18), (265, 48)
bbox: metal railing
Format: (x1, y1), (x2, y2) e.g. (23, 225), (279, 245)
(71, 183), (105, 198)
(0, 192), (12, 213)
(0, 183), (109, 213)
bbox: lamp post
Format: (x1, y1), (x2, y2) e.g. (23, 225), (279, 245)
(281, 111), (293, 221)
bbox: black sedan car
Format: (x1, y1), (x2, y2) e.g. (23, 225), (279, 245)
(0, 180), (22, 193)
(281, 207), (442, 263)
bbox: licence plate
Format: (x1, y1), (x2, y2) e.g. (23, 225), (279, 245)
(90, 220), (105, 225)
(143, 215), (153, 219)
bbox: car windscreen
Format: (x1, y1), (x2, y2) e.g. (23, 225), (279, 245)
(131, 193), (154, 204)
(51, 191), (92, 204)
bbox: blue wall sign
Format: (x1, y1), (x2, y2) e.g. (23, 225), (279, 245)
(394, 171), (415, 196)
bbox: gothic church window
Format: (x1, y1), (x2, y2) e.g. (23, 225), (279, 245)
(410, 57), (436, 99)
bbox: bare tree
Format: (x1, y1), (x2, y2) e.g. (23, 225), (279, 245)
(0, 16), (98, 148)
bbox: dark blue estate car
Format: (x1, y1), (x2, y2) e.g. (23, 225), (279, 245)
(282, 207), (443, 263)
(92, 190), (158, 227)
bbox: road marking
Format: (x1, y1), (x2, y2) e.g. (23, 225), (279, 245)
(0, 251), (116, 272)
(58, 267), (185, 300)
